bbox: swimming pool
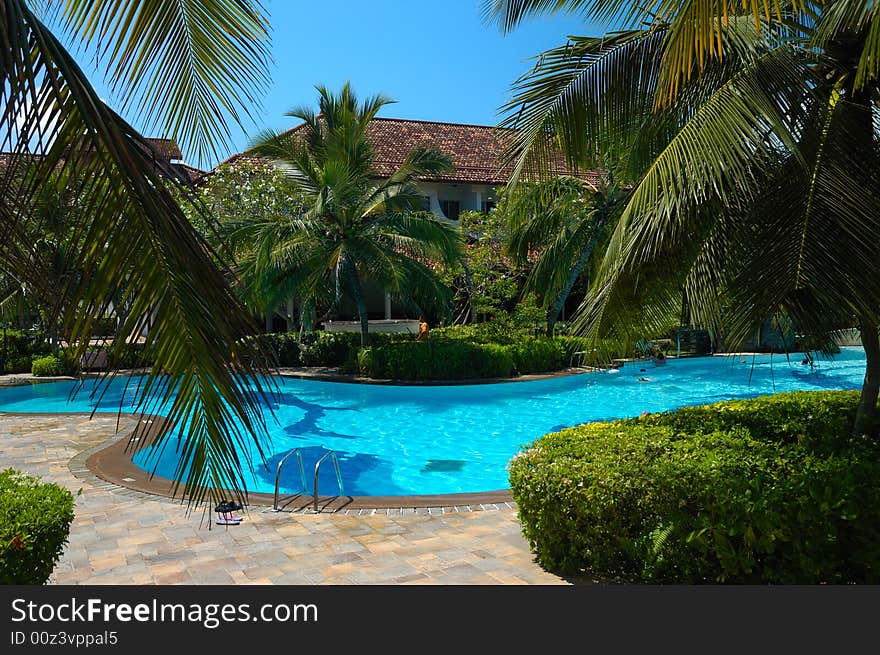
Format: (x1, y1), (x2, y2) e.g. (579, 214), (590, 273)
(0, 347), (867, 496)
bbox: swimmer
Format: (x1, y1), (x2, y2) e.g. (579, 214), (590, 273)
(638, 376), (651, 382)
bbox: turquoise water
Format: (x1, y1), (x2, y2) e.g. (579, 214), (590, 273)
(0, 347), (867, 496)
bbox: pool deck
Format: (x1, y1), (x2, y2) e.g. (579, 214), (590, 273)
(2, 413), (571, 585)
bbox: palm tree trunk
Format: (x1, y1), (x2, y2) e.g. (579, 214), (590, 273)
(854, 316), (880, 436)
(546, 245), (592, 336)
(347, 269), (369, 347)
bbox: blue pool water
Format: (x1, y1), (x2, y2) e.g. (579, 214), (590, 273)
(0, 348), (868, 496)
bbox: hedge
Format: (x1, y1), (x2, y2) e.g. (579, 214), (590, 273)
(1, 330), (51, 373)
(31, 355), (62, 376)
(358, 340), (515, 380)
(256, 331), (412, 372)
(509, 390), (880, 583)
(0, 469), (75, 584)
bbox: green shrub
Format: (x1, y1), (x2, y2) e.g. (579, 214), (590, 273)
(4, 355), (35, 374)
(254, 331), (415, 371)
(1, 330), (52, 373)
(0, 469), (75, 584)
(508, 337), (569, 374)
(509, 391), (880, 583)
(359, 340), (514, 380)
(299, 331), (361, 367)
(31, 355), (64, 376)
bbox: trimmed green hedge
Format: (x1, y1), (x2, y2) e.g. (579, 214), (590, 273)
(358, 340), (515, 380)
(1, 330), (50, 373)
(509, 391), (880, 583)
(507, 337), (570, 374)
(31, 355), (63, 376)
(257, 331), (412, 372)
(0, 469), (75, 584)
(253, 329), (623, 380)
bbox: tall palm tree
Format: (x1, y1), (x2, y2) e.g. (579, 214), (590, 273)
(500, 174), (621, 335)
(2, 0), (276, 508)
(486, 0), (880, 434)
(243, 83), (463, 347)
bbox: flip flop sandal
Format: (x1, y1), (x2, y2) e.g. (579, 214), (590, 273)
(216, 516), (242, 525)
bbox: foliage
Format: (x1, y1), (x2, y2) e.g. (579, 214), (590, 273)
(498, 176), (617, 333)
(254, 331), (413, 373)
(2, 0), (278, 509)
(442, 210), (526, 321)
(184, 160), (302, 245)
(244, 83), (463, 346)
(358, 340), (515, 380)
(506, 337), (570, 374)
(1, 330), (50, 373)
(0, 469), (75, 585)
(509, 391), (880, 583)
(51, 0), (272, 166)
(31, 355), (64, 377)
(485, 0), (880, 432)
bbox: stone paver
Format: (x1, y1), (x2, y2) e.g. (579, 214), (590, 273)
(1, 414), (569, 585)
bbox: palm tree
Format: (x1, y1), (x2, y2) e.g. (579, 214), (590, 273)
(242, 83), (463, 347)
(486, 0), (880, 434)
(2, 0), (276, 508)
(500, 174), (621, 335)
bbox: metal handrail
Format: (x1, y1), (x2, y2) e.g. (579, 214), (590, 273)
(313, 450), (345, 512)
(272, 448), (306, 511)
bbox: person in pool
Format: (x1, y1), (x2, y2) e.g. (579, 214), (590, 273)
(653, 351), (667, 365)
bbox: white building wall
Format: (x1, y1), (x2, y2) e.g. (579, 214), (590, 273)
(416, 181), (498, 222)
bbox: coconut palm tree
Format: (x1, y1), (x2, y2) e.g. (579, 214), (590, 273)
(486, 0), (880, 434)
(500, 174), (623, 335)
(2, 0), (276, 507)
(242, 83), (463, 347)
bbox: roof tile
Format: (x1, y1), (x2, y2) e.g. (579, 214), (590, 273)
(216, 118), (599, 187)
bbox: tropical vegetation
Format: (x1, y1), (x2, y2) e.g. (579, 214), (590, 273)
(2, 0), (277, 507)
(241, 84), (463, 346)
(509, 390), (880, 583)
(486, 0), (880, 434)
(0, 468), (75, 584)
(498, 175), (622, 335)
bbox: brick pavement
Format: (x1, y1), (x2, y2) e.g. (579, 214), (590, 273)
(1, 414), (569, 585)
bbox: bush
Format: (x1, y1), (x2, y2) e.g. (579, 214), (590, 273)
(31, 355), (64, 376)
(256, 331), (414, 371)
(359, 340), (514, 380)
(4, 355), (35, 374)
(1, 330), (52, 373)
(508, 337), (570, 374)
(509, 391), (880, 583)
(0, 469), (75, 584)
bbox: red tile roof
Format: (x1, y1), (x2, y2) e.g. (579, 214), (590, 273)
(215, 117), (599, 187)
(145, 138), (182, 161)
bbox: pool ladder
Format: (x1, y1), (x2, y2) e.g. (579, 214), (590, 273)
(272, 448), (346, 513)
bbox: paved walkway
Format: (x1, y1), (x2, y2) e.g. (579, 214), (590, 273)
(2, 414), (568, 585)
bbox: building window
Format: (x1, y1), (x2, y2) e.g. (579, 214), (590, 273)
(481, 200), (496, 213)
(440, 200), (460, 220)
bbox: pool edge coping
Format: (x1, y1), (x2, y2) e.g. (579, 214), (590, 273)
(3, 410), (515, 512)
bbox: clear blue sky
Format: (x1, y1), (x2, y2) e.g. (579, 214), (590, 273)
(56, 1), (596, 168)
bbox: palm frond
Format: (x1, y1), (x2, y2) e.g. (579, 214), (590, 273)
(2, 0), (273, 510)
(48, 0), (272, 166)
